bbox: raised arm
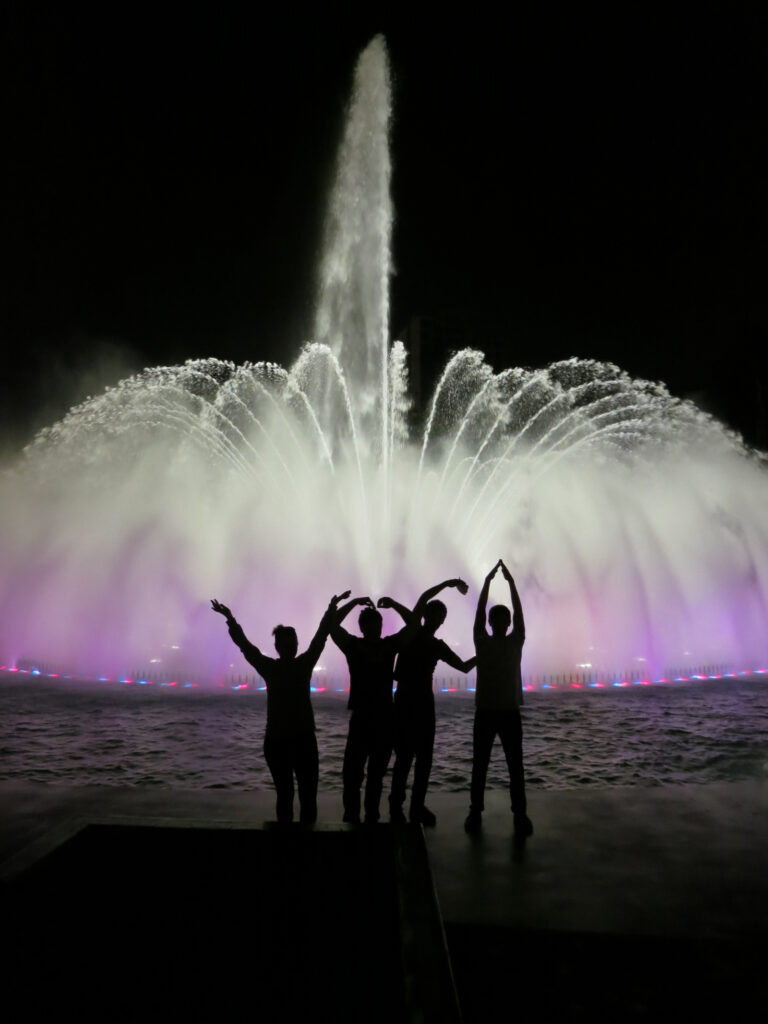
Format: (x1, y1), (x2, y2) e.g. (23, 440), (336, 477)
(211, 598), (266, 669)
(474, 562), (500, 645)
(376, 595), (417, 626)
(499, 560), (525, 639)
(412, 578), (469, 619)
(330, 595), (374, 647)
(305, 590), (351, 663)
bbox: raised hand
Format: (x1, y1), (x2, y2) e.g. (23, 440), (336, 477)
(499, 560), (513, 582)
(485, 562), (501, 582)
(211, 598), (234, 621)
(377, 596), (394, 609)
(451, 578), (469, 595)
(331, 590), (352, 605)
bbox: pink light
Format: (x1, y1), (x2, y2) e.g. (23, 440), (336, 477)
(570, 682), (582, 689)
(9, 667), (18, 673)
(169, 680), (178, 686)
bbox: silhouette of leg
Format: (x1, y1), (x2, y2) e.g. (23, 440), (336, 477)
(469, 709), (496, 814)
(409, 712), (436, 821)
(264, 737), (294, 823)
(390, 711), (414, 818)
(364, 714), (393, 822)
(498, 710), (527, 814)
(296, 732), (319, 825)
(343, 713), (366, 822)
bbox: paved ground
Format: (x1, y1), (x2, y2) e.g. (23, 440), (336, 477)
(3, 779), (767, 938)
(2, 780), (766, 1018)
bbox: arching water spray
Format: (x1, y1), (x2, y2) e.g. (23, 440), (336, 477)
(1, 38), (767, 685)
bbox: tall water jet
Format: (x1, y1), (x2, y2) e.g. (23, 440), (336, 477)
(1, 37), (767, 687)
(313, 35), (393, 475)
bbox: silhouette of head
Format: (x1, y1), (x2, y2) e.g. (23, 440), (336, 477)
(422, 600), (447, 634)
(359, 607), (383, 639)
(488, 604), (511, 636)
(273, 624), (298, 659)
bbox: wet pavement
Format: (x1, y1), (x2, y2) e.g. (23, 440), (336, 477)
(2, 780), (766, 1019)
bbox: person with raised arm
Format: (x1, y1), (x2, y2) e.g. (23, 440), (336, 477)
(211, 591), (350, 825)
(331, 593), (417, 824)
(387, 579), (477, 827)
(464, 559), (533, 837)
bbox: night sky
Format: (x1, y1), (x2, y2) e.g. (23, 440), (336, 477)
(4, 4), (767, 451)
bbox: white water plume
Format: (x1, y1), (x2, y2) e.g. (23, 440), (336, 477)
(1, 36), (767, 685)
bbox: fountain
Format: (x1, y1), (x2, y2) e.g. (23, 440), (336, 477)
(1, 36), (767, 687)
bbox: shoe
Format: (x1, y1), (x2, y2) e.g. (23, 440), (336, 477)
(410, 806), (437, 827)
(464, 810), (482, 834)
(514, 813), (533, 837)
(389, 805), (406, 824)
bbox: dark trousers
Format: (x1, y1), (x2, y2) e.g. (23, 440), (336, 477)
(469, 708), (527, 814)
(263, 732), (319, 824)
(343, 709), (393, 821)
(390, 705), (435, 816)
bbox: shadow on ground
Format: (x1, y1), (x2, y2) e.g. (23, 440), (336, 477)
(6, 822), (458, 1023)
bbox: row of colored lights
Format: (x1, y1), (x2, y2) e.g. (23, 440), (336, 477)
(1, 667), (199, 687)
(3, 666), (766, 691)
(533, 669), (768, 690)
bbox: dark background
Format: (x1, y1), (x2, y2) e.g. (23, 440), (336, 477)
(4, 3), (767, 451)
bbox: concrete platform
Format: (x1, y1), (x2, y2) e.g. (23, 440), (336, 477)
(2, 780), (767, 1019)
(3, 780), (767, 939)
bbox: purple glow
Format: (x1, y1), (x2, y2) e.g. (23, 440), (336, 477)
(1, 37), (767, 688)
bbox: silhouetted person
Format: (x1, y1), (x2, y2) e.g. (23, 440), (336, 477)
(331, 594), (416, 824)
(464, 560), (533, 837)
(211, 592), (349, 825)
(388, 579), (476, 827)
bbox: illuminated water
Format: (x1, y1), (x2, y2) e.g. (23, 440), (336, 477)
(2, 678), (767, 791)
(0, 36), (767, 684)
